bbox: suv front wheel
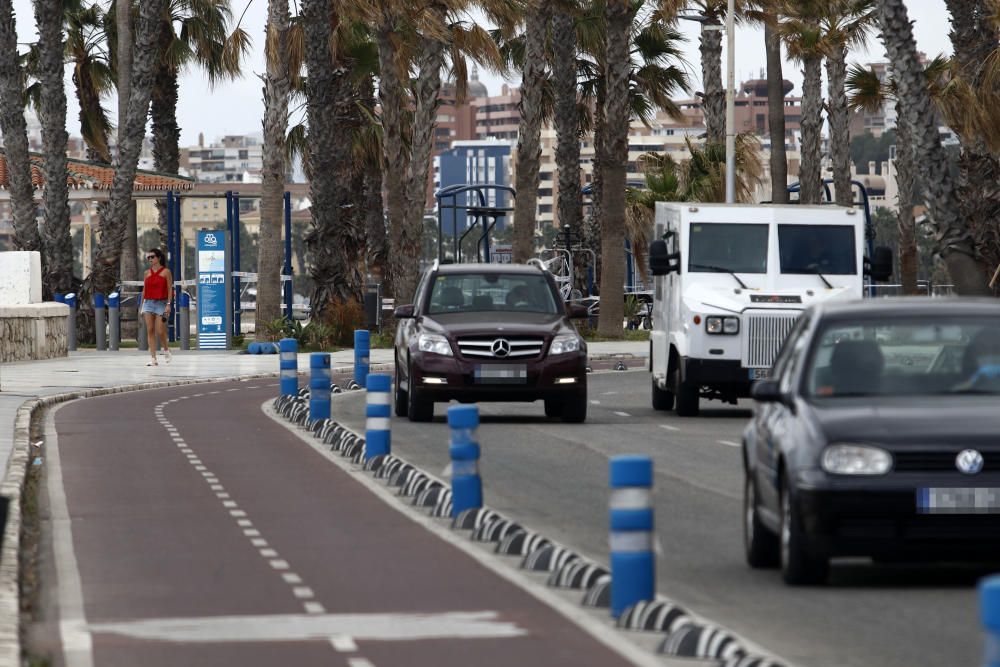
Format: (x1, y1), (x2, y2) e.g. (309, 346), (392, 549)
(560, 391), (587, 423)
(394, 359), (408, 417)
(407, 361), (434, 422)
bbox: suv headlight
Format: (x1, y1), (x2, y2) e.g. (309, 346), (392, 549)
(550, 334), (582, 356)
(821, 444), (893, 475)
(706, 316), (740, 335)
(417, 332), (453, 356)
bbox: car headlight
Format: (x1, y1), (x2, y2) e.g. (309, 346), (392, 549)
(550, 334), (582, 356)
(706, 316), (740, 335)
(821, 444), (893, 475)
(417, 332), (453, 356)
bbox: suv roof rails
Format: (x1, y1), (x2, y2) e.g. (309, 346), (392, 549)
(526, 258), (548, 272)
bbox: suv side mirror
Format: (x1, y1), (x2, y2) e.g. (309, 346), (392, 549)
(394, 304), (415, 319)
(867, 246), (893, 282)
(567, 304), (589, 318)
(649, 240), (681, 276)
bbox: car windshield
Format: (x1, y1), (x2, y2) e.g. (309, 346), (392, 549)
(427, 273), (558, 315)
(779, 225), (857, 275)
(804, 318), (1000, 397)
(688, 223), (768, 274)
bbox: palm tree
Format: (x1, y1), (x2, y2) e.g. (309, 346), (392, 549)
(257, 0), (291, 331)
(551, 2), (583, 254)
(745, 0), (788, 202)
(512, 3), (551, 263)
(90, 0), (169, 299)
(0, 0), (41, 255)
(34, 0), (73, 297)
(818, 0), (876, 207)
(777, 0), (823, 205)
(65, 4), (115, 163)
(875, 0), (988, 295)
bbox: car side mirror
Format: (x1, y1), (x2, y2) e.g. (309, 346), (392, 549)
(649, 240), (681, 276)
(394, 304), (415, 319)
(867, 246), (893, 282)
(568, 304), (589, 318)
(751, 379), (784, 403)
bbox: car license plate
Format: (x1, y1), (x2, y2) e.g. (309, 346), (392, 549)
(917, 488), (1000, 514)
(748, 368), (771, 381)
(474, 365), (528, 384)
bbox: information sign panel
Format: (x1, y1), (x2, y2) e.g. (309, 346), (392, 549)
(197, 230), (231, 349)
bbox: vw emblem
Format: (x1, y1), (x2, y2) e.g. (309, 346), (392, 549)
(491, 338), (511, 358)
(956, 449), (985, 475)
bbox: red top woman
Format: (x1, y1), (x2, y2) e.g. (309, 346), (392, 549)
(141, 248), (173, 366)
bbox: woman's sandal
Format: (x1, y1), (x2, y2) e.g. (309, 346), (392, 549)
(147, 359), (158, 366)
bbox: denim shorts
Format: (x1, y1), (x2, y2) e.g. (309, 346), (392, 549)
(141, 299), (167, 316)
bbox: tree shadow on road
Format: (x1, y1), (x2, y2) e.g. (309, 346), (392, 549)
(828, 560), (1000, 588)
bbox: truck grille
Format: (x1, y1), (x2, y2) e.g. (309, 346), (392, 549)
(457, 337), (545, 359)
(742, 311), (800, 369)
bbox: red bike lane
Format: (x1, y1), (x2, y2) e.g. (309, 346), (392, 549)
(37, 379), (636, 667)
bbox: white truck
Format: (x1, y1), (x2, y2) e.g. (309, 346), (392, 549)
(647, 202), (892, 416)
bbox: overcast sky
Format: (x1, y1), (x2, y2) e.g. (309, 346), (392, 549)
(11, 0), (954, 147)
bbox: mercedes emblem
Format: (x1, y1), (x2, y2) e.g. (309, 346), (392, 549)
(491, 338), (511, 358)
(956, 449), (985, 475)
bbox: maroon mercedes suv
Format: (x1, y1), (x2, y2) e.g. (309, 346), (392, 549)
(393, 262), (589, 423)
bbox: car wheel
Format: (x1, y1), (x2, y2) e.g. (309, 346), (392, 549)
(560, 392), (587, 423)
(544, 399), (562, 418)
(407, 364), (434, 422)
(744, 472), (779, 568)
(394, 360), (408, 417)
(674, 372), (700, 417)
(780, 476), (828, 585)
(652, 377), (675, 411)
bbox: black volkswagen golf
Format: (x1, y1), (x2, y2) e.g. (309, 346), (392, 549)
(742, 298), (1000, 585)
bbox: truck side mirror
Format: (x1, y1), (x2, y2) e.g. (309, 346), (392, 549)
(868, 246), (893, 282)
(649, 240), (680, 276)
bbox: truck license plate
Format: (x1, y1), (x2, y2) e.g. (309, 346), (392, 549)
(748, 368), (771, 380)
(474, 365), (528, 384)
(917, 488), (1000, 514)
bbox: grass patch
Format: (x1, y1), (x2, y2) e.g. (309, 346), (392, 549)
(579, 328), (650, 343)
(370, 331), (394, 349)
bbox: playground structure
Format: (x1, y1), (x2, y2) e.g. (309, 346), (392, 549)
(434, 184), (515, 264)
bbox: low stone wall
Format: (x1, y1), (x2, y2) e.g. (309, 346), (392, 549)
(0, 304), (69, 362)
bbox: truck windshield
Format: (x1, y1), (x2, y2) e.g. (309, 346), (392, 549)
(688, 223), (768, 274)
(779, 225), (857, 275)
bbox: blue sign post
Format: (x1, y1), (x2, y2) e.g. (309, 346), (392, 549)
(196, 230), (231, 350)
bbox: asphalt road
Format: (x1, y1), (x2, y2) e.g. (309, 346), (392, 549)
(32, 378), (635, 667)
(334, 369), (989, 667)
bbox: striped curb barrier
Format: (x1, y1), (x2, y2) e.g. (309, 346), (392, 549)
(616, 599), (691, 634)
(414, 483), (448, 508)
(496, 531), (549, 557)
(547, 560), (609, 590)
(521, 544), (579, 573)
(609, 455), (655, 618)
(452, 507), (501, 531)
(363, 454), (389, 473)
(364, 375), (392, 461)
(472, 517), (523, 543)
(659, 624), (747, 661)
(581, 575), (612, 608)
(431, 495), (453, 519)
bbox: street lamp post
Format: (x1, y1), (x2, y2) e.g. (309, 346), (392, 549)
(725, 0), (736, 204)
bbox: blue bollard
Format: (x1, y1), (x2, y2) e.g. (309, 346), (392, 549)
(179, 292), (191, 350)
(981, 576), (1000, 667)
(108, 292), (120, 351)
(309, 352), (331, 422)
(448, 405), (482, 517)
(609, 455), (655, 618)
(93, 293), (106, 351)
(279, 338), (298, 396)
(354, 329), (370, 389)
(54, 293), (64, 304)
(64, 293), (77, 351)
(364, 374), (392, 461)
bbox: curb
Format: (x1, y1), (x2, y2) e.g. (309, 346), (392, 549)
(268, 388), (793, 667)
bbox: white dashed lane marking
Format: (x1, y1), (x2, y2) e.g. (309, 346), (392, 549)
(331, 635), (358, 652)
(659, 424), (680, 432)
(613, 411), (631, 418)
(717, 440), (740, 448)
(348, 658), (376, 667)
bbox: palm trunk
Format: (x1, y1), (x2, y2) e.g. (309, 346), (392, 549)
(765, 20), (788, 204)
(597, 0), (629, 338)
(257, 0), (290, 331)
(0, 0), (40, 254)
(587, 80), (607, 290)
(151, 23), (180, 250)
(877, 0), (988, 295)
(513, 3), (550, 263)
(361, 76), (386, 282)
(552, 8), (582, 271)
(826, 46), (852, 207)
(700, 20), (725, 146)
(377, 21), (408, 302)
(303, 0), (363, 316)
(894, 109), (918, 294)
(798, 53), (823, 205)
(401, 3), (446, 301)
(91, 0), (168, 299)
(34, 0), (73, 297)
(116, 0), (136, 326)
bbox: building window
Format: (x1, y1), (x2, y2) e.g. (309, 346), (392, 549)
(538, 204), (552, 214)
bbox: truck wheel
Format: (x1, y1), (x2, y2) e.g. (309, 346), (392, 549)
(652, 377), (675, 411)
(544, 399), (562, 418)
(780, 476), (828, 585)
(674, 377), (700, 417)
(561, 392), (587, 423)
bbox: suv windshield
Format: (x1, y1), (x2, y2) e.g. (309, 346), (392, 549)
(427, 273), (559, 315)
(779, 225), (856, 275)
(805, 318), (1000, 397)
(688, 223), (768, 274)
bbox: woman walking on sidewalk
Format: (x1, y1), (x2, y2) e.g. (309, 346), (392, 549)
(141, 248), (173, 366)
